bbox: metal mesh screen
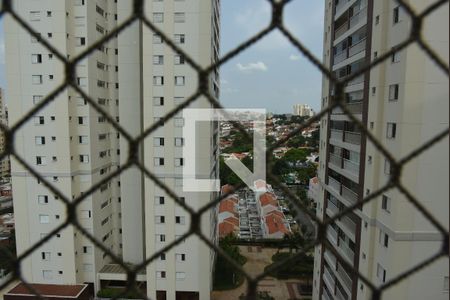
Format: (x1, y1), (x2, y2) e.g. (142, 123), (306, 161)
(0, 0), (448, 299)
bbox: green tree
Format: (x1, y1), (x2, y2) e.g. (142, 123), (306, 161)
(283, 148), (309, 163)
(295, 163), (317, 185)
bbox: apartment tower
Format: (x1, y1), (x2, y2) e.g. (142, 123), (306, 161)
(0, 88), (10, 180)
(313, 0), (448, 300)
(5, 0), (219, 299)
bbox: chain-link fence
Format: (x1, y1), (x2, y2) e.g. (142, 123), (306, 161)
(0, 0), (448, 299)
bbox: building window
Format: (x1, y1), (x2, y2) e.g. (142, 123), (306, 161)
(381, 195), (391, 213)
(153, 34), (163, 44)
(174, 34), (185, 44)
(176, 272), (186, 280)
(175, 216), (185, 225)
(153, 76), (164, 86)
(388, 84), (399, 101)
(368, 155), (372, 164)
(393, 7), (400, 24)
(160, 253), (166, 260)
(38, 195), (49, 204)
(371, 87), (376, 95)
(386, 123), (397, 139)
(156, 216), (165, 224)
(174, 137), (184, 147)
(156, 234), (166, 242)
(444, 277), (449, 291)
(32, 54), (42, 64)
(176, 253), (186, 261)
(391, 50), (400, 63)
(174, 55), (185, 65)
(376, 263), (386, 283)
(77, 77), (87, 87)
(76, 37), (86, 46)
(175, 158), (184, 167)
(174, 12), (185, 23)
(83, 246), (93, 254)
(42, 270), (53, 279)
(30, 11), (41, 21)
(154, 137), (165, 146)
(153, 13), (164, 23)
(35, 116), (45, 125)
(39, 214), (50, 224)
(375, 15), (380, 25)
(33, 95), (43, 104)
(32, 75), (43, 84)
(36, 156), (47, 165)
(35, 136), (46, 145)
(379, 229), (389, 247)
(79, 136), (88, 144)
(79, 155), (89, 163)
(156, 271), (166, 279)
(80, 210), (92, 219)
(174, 117), (184, 127)
(155, 196), (165, 205)
(153, 55), (164, 65)
(154, 157), (165, 166)
(153, 96), (164, 106)
(384, 159), (392, 175)
(175, 76), (185, 86)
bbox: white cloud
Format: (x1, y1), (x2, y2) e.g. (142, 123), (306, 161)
(236, 62), (268, 73)
(289, 54), (301, 61)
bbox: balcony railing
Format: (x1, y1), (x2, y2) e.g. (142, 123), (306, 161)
(340, 215), (357, 233)
(334, 51), (348, 65)
(327, 200), (340, 216)
(346, 101), (363, 114)
(334, 0), (350, 16)
(343, 131), (361, 145)
(346, 74), (364, 86)
(343, 158), (359, 174)
(348, 38), (366, 57)
(329, 153), (342, 167)
(338, 238), (355, 263)
(341, 185), (358, 203)
(327, 225), (339, 245)
(324, 249), (337, 267)
(337, 264), (353, 292)
(335, 22), (349, 39)
(336, 287), (349, 300)
(323, 268), (336, 292)
(330, 129), (344, 141)
(322, 289), (332, 300)
(328, 176), (341, 194)
(349, 7), (367, 29)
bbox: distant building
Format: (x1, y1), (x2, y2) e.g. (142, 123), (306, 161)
(307, 177), (320, 203)
(293, 104), (314, 117)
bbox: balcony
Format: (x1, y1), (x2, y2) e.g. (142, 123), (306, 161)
(335, 22), (349, 39)
(341, 185), (358, 203)
(334, 51), (348, 65)
(340, 215), (357, 233)
(348, 38), (366, 57)
(349, 7), (367, 29)
(338, 238), (355, 263)
(323, 268), (336, 292)
(322, 289), (332, 300)
(329, 153), (342, 168)
(343, 131), (361, 145)
(327, 225), (339, 245)
(335, 0), (350, 16)
(337, 264), (353, 293)
(343, 158), (359, 174)
(346, 74), (364, 86)
(324, 249), (337, 267)
(336, 287), (349, 300)
(346, 101), (363, 114)
(326, 200), (340, 216)
(330, 129), (344, 141)
(328, 176), (341, 194)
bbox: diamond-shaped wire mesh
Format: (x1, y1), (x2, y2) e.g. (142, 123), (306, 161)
(0, 0), (448, 299)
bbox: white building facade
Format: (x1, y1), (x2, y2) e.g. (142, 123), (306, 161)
(293, 104), (315, 117)
(313, 1), (449, 300)
(6, 0), (219, 299)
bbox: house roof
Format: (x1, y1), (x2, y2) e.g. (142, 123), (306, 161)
(266, 210), (285, 219)
(259, 192), (278, 207)
(221, 184), (235, 195)
(223, 216), (239, 226)
(6, 283), (88, 298)
(219, 198), (238, 214)
(219, 221), (238, 237)
(265, 214), (289, 235)
(310, 177), (319, 184)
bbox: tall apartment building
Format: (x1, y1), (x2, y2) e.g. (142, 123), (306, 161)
(0, 88), (11, 180)
(313, 1), (449, 300)
(116, 0), (220, 299)
(293, 103), (315, 117)
(5, 0), (219, 299)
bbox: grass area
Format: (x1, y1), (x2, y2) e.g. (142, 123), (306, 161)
(96, 288), (142, 299)
(213, 255), (247, 290)
(264, 251), (314, 280)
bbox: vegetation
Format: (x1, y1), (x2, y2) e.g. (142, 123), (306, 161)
(96, 288), (143, 299)
(239, 291), (274, 300)
(213, 234), (247, 290)
(264, 251), (314, 280)
(0, 229), (16, 274)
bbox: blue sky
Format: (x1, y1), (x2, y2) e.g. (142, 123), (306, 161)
(0, 0), (324, 113)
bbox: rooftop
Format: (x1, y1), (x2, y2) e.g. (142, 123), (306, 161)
(6, 283), (88, 298)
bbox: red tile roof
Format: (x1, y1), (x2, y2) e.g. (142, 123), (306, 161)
(265, 214), (289, 235)
(223, 216), (239, 226)
(259, 192), (278, 207)
(221, 184), (235, 195)
(219, 198), (238, 214)
(219, 221), (238, 237)
(7, 283), (88, 298)
(266, 210), (285, 219)
(254, 179), (267, 190)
